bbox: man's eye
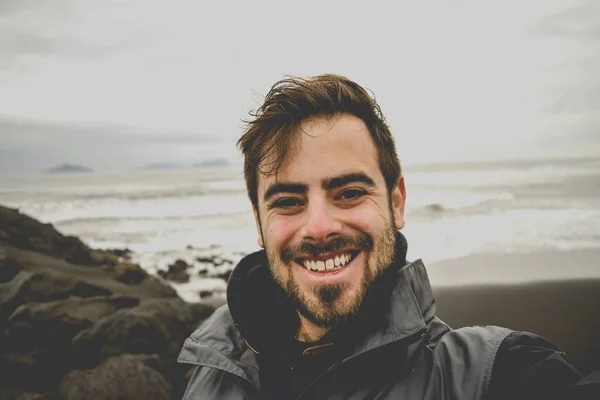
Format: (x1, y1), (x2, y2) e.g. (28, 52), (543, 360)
(337, 189), (367, 200)
(271, 198), (303, 209)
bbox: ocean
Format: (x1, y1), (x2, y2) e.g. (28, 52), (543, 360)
(2, 157), (599, 302)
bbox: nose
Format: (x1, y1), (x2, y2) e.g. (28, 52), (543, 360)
(300, 198), (343, 243)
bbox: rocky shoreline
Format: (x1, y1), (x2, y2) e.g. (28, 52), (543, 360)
(0, 205), (219, 400)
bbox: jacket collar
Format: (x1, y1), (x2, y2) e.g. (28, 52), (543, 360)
(225, 231), (436, 357)
(347, 258), (435, 359)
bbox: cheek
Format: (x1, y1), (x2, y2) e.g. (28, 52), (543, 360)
(264, 215), (301, 245)
(345, 206), (383, 235)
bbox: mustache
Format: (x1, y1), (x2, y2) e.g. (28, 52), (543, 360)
(280, 233), (373, 262)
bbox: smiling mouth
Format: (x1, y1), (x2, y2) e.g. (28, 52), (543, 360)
(296, 250), (360, 272)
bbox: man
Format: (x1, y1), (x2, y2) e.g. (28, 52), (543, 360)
(179, 74), (598, 399)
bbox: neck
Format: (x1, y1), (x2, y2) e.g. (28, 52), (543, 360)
(296, 313), (329, 343)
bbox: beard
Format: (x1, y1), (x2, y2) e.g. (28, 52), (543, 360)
(261, 208), (397, 331)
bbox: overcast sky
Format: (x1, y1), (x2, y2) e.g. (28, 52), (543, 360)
(0, 0), (598, 173)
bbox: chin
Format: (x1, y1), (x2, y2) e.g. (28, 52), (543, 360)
(308, 287), (364, 324)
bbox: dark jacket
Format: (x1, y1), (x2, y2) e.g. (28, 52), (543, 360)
(178, 234), (598, 399)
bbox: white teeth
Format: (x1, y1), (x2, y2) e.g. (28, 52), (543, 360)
(325, 259), (334, 270)
(341, 255), (348, 266)
(302, 253), (354, 271)
(316, 260), (325, 271)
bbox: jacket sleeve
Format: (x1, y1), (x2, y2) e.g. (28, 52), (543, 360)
(487, 331), (600, 400)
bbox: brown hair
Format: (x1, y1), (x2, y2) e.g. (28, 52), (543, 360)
(237, 74), (401, 208)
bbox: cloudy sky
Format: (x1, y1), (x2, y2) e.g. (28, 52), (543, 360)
(0, 0), (598, 173)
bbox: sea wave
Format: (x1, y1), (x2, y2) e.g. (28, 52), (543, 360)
(8, 187), (247, 202)
(409, 191), (515, 217)
(53, 210), (252, 226)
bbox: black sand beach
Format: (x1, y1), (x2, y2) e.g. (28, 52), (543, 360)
(428, 250), (600, 373)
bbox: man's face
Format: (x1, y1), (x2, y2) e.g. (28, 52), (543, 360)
(253, 114), (406, 329)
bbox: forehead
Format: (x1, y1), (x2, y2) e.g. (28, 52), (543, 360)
(257, 114), (382, 193)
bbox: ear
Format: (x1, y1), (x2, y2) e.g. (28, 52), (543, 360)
(391, 177), (407, 230)
(252, 206), (264, 248)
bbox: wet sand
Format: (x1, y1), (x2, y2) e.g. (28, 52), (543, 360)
(427, 248), (600, 373)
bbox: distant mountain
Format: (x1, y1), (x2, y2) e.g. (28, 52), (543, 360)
(143, 163), (183, 170)
(45, 163), (93, 174)
(192, 158), (230, 168)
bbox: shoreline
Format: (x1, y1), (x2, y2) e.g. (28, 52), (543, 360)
(426, 247), (600, 286)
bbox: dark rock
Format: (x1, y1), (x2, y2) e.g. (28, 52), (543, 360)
(1, 295), (139, 391)
(114, 262), (146, 285)
(21, 394), (59, 400)
(195, 255), (234, 269)
(116, 268), (146, 284)
(140, 276), (179, 298)
(196, 259), (233, 281)
(170, 259), (190, 272)
(72, 298), (213, 369)
(1, 243), (178, 302)
(189, 303), (215, 322)
(0, 205), (211, 398)
(197, 268), (209, 277)
(59, 354), (171, 400)
(0, 206), (132, 270)
(0, 256), (23, 283)
(6, 294), (139, 349)
(0, 269), (113, 327)
(0, 206), (102, 266)
(104, 248), (132, 260)
(157, 259), (190, 284)
(0, 390), (59, 400)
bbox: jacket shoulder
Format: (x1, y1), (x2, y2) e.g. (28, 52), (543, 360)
(179, 305), (258, 399)
(437, 325), (513, 350)
(179, 304), (248, 365)
(427, 325), (513, 399)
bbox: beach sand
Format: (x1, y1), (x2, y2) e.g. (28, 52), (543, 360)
(427, 248), (600, 373)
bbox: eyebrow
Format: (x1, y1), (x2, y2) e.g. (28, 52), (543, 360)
(322, 172), (376, 190)
(264, 182), (308, 203)
(263, 172), (376, 203)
